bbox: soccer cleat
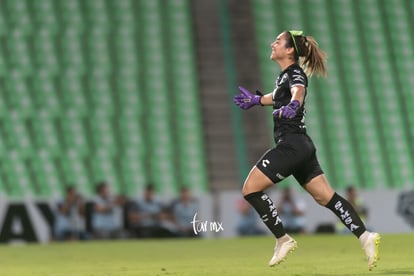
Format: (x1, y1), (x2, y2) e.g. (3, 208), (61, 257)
(268, 234), (298, 266)
(361, 232), (381, 270)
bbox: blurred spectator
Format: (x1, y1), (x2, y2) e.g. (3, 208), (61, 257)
(54, 185), (89, 241)
(91, 181), (127, 239)
(170, 187), (198, 237)
(128, 184), (176, 238)
(336, 186), (368, 234)
(346, 186), (368, 219)
(277, 187), (306, 234)
(236, 198), (266, 236)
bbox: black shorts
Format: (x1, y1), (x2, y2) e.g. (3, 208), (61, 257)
(256, 133), (323, 185)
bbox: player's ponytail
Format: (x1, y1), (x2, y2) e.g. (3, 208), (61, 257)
(287, 31), (327, 77)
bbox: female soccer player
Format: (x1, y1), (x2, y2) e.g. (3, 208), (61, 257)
(234, 30), (380, 270)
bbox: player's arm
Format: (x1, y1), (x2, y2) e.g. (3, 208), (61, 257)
(256, 85), (305, 106)
(273, 85), (305, 119)
(290, 85), (305, 106)
(259, 92), (274, 106)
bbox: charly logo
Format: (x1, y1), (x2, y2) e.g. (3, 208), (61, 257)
(190, 212), (224, 235)
(262, 159), (270, 168)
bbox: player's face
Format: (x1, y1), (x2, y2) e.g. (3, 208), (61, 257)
(270, 32), (290, 61)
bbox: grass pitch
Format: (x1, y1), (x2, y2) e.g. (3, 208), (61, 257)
(0, 234), (412, 276)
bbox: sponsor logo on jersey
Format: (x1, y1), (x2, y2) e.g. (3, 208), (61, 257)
(292, 74), (305, 84)
(275, 173), (285, 180)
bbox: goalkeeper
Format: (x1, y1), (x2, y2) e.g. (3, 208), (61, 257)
(234, 30), (380, 270)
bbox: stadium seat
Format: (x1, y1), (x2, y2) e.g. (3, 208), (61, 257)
(60, 32), (85, 75)
(33, 0), (59, 35)
(59, 69), (87, 116)
(60, 110), (90, 157)
(87, 70), (114, 115)
(116, 75), (141, 116)
(0, 7), (7, 37)
(58, 0), (84, 33)
(32, 70), (61, 115)
(118, 115), (145, 155)
(0, 46), (6, 78)
(3, 150), (32, 197)
(85, 0), (110, 35)
(30, 109), (62, 157)
(59, 149), (92, 195)
(30, 149), (61, 197)
(120, 149), (147, 196)
(7, 30), (33, 76)
(88, 116), (117, 156)
(89, 149), (120, 193)
(6, 0), (33, 36)
(33, 30), (60, 77)
(3, 110), (33, 158)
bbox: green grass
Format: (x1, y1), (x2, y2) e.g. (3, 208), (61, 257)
(0, 234), (412, 276)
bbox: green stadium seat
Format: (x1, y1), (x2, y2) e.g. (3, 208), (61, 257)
(0, 126), (6, 157)
(0, 8), (7, 37)
(89, 149), (119, 193)
(3, 150), (32, 197)
(30, 110), (61, 157)
(0, 84), (7, 118)
(87, 38), (111, 72)
(3, 110), (33, 158)
(33, 30), (60, 76)
(118, 116), (145, 155)
(59, 69), (87, 115)
(6, 0), (33, 36)
(112, 0), (135, 28)
(60, 32), (85, 74)
(0, 47), (6, 77)
(60, 110), (89, 157)
(85, 0), (110, 33)
(116, 75), (141, 116)
(59, 149), (91, 195)
(120, 149), (147, 196)
(30, 149), (60, 197)
(32, 70), (61, 115)
(58, 0), (84, 33)
(88, 116), (117, 156)
(33, 0), (58, 35)
(88, 70), (114, 115)
(114, 38), (138, 76)
(7, 30), (33, 76)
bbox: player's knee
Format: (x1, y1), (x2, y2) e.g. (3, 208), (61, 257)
(312, 194), (330, 206)
(241, 182), (251, 197)
(241, 180), (258, 196)
(241, 167), (273, 196)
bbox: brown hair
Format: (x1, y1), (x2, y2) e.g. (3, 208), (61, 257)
(285, 31), (327, 77)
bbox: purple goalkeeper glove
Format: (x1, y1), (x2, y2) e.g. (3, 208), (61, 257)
(273, 100), (301, 119)
(234, 86), (262, 110)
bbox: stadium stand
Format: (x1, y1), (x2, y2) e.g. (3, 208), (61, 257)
(251, 0), (414, 189)
(0, 0), (207, 199)
(1, 0), (412, 200)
